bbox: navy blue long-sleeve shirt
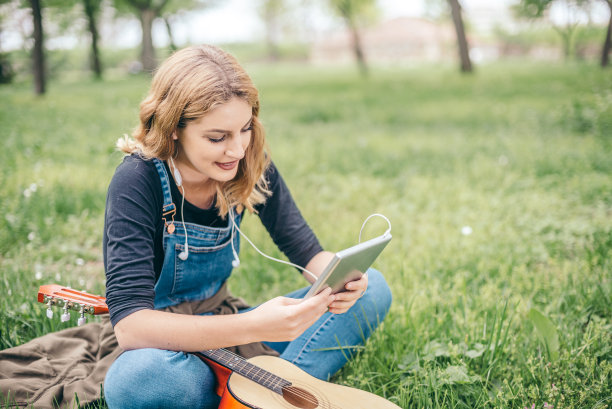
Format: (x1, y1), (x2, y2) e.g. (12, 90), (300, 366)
(103, 154), (322, 327)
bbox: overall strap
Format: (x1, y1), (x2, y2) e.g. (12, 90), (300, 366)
(152, 158), (176, 233)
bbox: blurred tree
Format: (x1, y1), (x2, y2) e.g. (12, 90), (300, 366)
(514, 0), (607, 63)
(162, 14), (177, 52)
(0, 0), (15, 83)
(328, 0), (377, 77)
(448, 0), (472, 72)
(258, 0), (284, 61)
(602, 0), (611, 66)
(425, 0), (473, 73)
(45, 0), (103, 77)
(30, 0), (45, 94)
(159, 0), (216, 54)
(113, 0), (213, 72)
(113, 0), (170, 72)
(82, 0), (102, 78)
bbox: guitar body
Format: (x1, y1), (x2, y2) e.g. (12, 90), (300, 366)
(219, 355), (400, 409)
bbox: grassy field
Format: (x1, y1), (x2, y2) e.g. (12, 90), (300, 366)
(0, 60), (611, 408)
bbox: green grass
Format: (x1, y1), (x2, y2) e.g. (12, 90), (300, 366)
(1, 60), (611, 408)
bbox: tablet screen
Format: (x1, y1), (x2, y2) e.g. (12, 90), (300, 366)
(303, 233), (391, 298)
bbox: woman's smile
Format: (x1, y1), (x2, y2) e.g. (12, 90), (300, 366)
(216, 160), (238, 170)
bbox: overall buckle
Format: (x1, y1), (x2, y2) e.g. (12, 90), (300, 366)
(162, 203), (176, 234)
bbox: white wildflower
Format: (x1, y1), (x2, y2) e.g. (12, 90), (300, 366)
(75, 258), (85, 266)
(5, 214), (17, 225)
(461, 226), (473, 236)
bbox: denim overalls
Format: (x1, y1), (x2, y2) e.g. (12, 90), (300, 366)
(151, 158), (241, 310)
(104, 158), (393, 409)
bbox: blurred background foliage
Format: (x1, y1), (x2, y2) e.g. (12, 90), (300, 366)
(0, 0), (610, 90)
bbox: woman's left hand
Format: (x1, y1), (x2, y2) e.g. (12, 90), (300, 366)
(327, 273), (368, 314)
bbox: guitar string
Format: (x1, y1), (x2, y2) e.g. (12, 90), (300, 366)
(207, 349), (343, 409)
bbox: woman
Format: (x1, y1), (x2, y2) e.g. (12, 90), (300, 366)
(103, 44), (392, 409)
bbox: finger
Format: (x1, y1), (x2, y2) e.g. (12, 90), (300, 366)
(332, 291), (361, 302)
(328, 306), (349, 315)
(345, 276), (368, 292)
(300, 288), (334, 310)
(329, 299), (356, 310)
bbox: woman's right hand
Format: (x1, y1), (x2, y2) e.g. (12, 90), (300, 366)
(245, 288), (335, 342)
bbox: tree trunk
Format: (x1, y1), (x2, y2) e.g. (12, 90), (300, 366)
(163, 16), (177, 52)
(83, 0), (102, 78)
(30, 0), (45, 94)
(552, 22), (578, 60)
(602, 0), (612, 67)
(448, 0), (472, 73)
(139, 8), (157, 72)
(346, 17), (368, 77)
(264, 7), (280, 61)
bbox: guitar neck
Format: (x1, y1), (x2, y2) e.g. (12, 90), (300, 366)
(197, 349), (291, 395)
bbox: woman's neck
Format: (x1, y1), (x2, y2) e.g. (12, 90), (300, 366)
(182, 184), (216, 210)
(170, 160), (217, 210)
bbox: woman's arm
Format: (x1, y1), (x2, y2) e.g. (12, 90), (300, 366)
(256, 163), (324, 270)
(302, 250), (334, 283)
(114, 288), (335, 351)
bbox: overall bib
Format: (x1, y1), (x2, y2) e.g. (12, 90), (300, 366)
(151, 158), (241, 310)
(104, 159), (393, 409)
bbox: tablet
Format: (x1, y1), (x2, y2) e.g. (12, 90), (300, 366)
(303, 233), (392, 299)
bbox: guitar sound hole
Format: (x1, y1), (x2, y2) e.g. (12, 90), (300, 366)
(281, 386), (318, 409)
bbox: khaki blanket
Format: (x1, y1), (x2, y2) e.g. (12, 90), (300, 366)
(0, 284), (277, 408)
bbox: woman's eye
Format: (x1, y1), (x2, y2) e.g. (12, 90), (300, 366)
(208, 136), (225, 143)
(242, 123), (253, 133)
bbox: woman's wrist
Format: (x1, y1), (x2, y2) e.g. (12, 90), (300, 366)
(303, 251), (335, 283)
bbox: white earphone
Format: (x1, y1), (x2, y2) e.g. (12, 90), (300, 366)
(229, 209), (240, 268)
(169, 157), (189, 261)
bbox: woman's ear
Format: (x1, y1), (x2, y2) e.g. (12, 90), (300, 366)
(172, 131), (178, 141)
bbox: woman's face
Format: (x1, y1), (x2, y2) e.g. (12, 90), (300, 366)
(174, 96), (253, 187)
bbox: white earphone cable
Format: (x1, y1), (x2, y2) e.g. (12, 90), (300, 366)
(358, 213), (392, 243)
(169, 157), (190, 261)
(178, 185), (188, 260)
(229, 208), (318, 281)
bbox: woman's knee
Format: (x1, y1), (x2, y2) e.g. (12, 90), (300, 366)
(104, 348), (219, 409)
(359, 268), (392, 324)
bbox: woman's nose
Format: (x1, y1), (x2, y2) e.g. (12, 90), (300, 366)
(226, 134), (245, 159)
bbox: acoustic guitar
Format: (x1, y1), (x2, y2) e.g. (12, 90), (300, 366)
(38, 284), (401, 409)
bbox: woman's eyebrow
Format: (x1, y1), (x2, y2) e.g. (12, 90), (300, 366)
(205, 117), (253, 133)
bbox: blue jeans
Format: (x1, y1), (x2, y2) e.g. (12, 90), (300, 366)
(104, 269), (392, 409)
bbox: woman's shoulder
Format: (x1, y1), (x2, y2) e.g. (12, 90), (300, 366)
(108, 153), (163, 202)
(112, 153), (159, 181)
(264, 160), (280, 186)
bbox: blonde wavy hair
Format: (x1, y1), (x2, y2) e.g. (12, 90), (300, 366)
(118, 45), (270, 217)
